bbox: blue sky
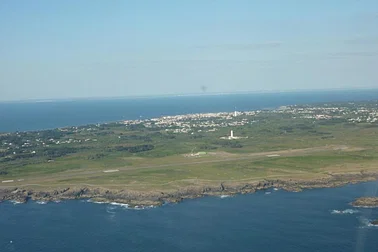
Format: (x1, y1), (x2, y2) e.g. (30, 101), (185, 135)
(1, 0), (378, 101)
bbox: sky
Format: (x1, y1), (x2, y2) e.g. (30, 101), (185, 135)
(0, 0), (378, 101)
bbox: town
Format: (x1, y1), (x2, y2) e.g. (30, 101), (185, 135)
(1, 101), (378, 170)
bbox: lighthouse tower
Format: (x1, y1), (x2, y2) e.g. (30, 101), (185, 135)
(230, 130), (234, 139)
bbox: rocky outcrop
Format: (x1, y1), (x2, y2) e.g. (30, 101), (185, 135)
(0, 188), (31, 203)
(352, 197), (378, 208)
(1, 172), (378, 207)
(371, 220), (378, 225)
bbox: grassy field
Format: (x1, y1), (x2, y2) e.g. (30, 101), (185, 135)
(1, 108), (378, 192)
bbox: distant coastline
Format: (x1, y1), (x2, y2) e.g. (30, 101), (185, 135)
(2, 89), (378, 133)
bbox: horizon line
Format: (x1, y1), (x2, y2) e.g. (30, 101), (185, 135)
(1, 86), (378, 104)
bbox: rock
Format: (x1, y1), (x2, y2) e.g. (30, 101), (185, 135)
(352, 197), (378, 207)
(371, 220), (378, 225)
(0, 171), (377, 207)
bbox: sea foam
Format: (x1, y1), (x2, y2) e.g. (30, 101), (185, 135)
(10, 200), (23, 205)
(331, 209), (359, 215)
(358, 217), (378, 228)
(86, 199), (155, 210)
(110, 202), (130, 208)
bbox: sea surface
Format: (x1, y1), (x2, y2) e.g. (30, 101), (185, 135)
(1, 89), (378, 132)
(1, 181), (378, 252)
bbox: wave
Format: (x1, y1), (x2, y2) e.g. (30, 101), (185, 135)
(110, 202), (129, 208)
(36, 201), (47, 205)
(353, 205), (378, 209)
(106, 205), (117, 214)
(107, 205), (117, 210)
(331, 209), (359, 215)
(358, 217), (378, 228)
(220, 195), (231, 198)
(85, 199), (155, 210)
(86, 199), (109, 204)
(10, 200), (23, 205)
(111, 203), (156, 210)
(265, 192), (272, 195)
(90, 201), (107, 205)
(132, 205), (156, 210)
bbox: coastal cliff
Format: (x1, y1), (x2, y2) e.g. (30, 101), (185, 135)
(1, 172), (377, 207)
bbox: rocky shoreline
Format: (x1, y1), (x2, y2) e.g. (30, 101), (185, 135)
(352, 197), (378, 208)
(1, 172), (378, 207)
(350, 196), (378, 226)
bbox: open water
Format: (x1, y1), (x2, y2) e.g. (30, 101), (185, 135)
(0, 181), (378, 252)
(1, 89), (378, 132)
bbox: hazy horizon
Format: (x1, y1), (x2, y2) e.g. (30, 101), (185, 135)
(1, 1), (378, 101)
(2, 87), (378, 104)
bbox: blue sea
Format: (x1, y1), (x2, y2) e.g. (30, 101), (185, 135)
(1, 89), (378, 251)
(1, 89), (378, 133)
(1, 182), (378, 252)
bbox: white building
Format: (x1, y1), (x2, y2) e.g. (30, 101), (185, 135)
(220, 130), (247, 140)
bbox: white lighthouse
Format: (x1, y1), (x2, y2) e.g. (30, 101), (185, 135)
(220, 129), (248, 140)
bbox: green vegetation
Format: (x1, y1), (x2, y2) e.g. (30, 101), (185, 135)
(1, 101), (378, 191)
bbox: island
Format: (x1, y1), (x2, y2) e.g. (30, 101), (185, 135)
(352, 197), (378, 208)
(1, 101), (378, 207)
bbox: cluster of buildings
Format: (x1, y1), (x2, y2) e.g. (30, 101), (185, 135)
(275, 106), (347, 119)
(275, 104), (378, 123)
(0, 131), (97, 156)
(124, 111), (259, 134)
(3, 103), (378, 158)
(122, 103), (378, 136)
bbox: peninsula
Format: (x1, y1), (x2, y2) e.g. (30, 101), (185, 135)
(1, 101), (378, 206)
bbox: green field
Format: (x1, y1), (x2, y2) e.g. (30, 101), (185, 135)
(1, 102), (378, 193)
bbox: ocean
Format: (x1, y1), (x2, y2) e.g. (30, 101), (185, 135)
(1, 182), (378, 252)
(1, 89), (378, 133)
